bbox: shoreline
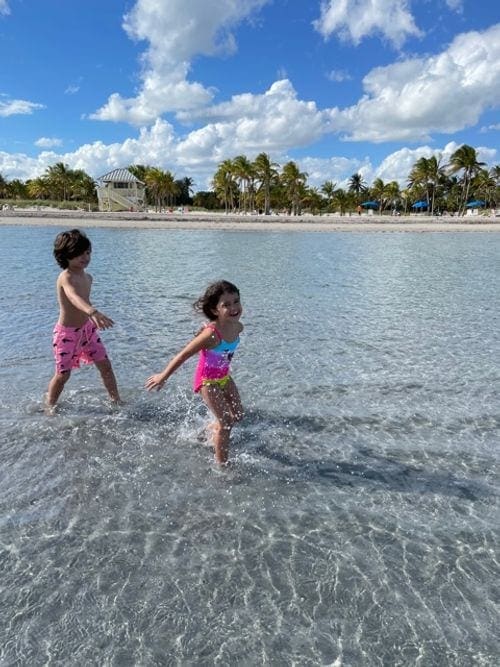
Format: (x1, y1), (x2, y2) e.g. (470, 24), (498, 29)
(1, 208), (499, 232)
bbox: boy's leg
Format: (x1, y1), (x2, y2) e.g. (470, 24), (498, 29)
(200, 385), (233, 465)
(95, 359), (121, 403)
(48, 323), (76, 409)
(46, 371), (71, 408)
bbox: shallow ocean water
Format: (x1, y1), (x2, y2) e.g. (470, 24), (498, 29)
(0, 224), (499, 665)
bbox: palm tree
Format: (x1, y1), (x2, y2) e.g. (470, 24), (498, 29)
(144, 167), (177, 211)
(175, 176), (195, 205)
(332, 188), (352, 216)
(27, 176), (51, 200)
(6, 179), (28, 199)
(472, 169), (497, 208)
(303, 186), (323, 215)
(491, 165), (500, 185)
(45, 162), (73, 201)
(0, 173), (8, 199)
(408, 156), (444, 214)
(384, 181), (402, 213)
(280, 161), (308, 215)
(71, 170), (97, 204)
(164, 170), (179, 208)
(348, 172), (368, 202)
(447, 145), (486, 215)
(370, 178), (387, 210)
(488, 165), (500, 207)
(232, 155), (255, 212)
(399, 188), (411, 214)
(253, 152), (279, 214)
(320, 180), (337, 212)
(128, 164), (149, 183)
(213, 159), (238, 213)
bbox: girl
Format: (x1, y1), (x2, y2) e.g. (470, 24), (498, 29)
(145, 280), (244, 465)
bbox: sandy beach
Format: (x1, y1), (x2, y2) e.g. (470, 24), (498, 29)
(1, 208), (499, 232)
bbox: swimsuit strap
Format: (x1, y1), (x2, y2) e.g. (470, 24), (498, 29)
(206, 323), (222, 342)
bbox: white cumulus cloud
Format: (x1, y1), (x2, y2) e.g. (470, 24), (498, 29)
(480, 123), (500, 133)
(329, 24), (500, 142)
(313, 0), (421, 48)
(175, 80), (329, 164)
(0, 98), (44, 117)
(1, 132), (497, 194)
(35, 137), (63, 149)
(301, 155), (372, 189)
(91, 0), (269, 125)
(0, 1), (10, 16)
(327, 69), (352, 82)
(373, 142), (497, 187)
(445, 0), (463, 12)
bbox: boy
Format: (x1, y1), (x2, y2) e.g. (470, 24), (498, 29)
(45, 229), (121, 412)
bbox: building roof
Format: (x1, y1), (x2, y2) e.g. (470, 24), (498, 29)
(97, 168), (144, 184)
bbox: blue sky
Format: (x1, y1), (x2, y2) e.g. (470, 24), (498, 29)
(0, 0), (498, 191)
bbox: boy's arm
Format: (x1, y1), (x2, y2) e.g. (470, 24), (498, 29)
(61, 273), (114, 329)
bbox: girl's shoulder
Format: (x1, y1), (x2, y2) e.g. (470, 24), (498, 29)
(204, 322), (221, 336)
(197, 322), (221, 348)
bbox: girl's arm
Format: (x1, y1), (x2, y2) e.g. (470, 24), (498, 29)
(145, 327), (217, 391)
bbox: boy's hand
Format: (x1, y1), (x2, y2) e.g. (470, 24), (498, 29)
(145, 374), (165, 391)
(90, 310), (114, 330)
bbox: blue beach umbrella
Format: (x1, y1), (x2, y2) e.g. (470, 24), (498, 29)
(411, 201), (428, 209)
(361, 201), (378, 208)
(466, 200), (485, 208)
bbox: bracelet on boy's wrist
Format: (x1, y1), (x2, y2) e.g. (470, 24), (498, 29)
(88, 308), (98, 317)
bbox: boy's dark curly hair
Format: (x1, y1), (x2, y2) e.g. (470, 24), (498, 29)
(53, 229), (92, 269)
(193, 280), (240, 320)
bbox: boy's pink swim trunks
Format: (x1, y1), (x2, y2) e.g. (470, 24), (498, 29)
(52, 320), (108, 373)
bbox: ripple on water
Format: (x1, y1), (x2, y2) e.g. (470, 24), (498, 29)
(1, 228), (499, 664)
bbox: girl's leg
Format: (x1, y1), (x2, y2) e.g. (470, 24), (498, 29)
(46, 371), (71, 409)
(95, 359), (121, 403)
(200, 385), (233, 465)
(225, 378), (243, 423)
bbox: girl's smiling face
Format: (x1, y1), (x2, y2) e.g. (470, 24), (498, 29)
(212, 291), (242, 321)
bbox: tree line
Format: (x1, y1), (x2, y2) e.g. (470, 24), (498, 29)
(0, 163), (195, 210)
(1, 145), (498, 215)
(207, 146), (499, 216)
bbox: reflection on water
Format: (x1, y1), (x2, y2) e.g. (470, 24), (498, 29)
(0, 226), (499, 664)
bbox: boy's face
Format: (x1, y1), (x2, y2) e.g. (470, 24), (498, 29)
(67, 249), (91, 271)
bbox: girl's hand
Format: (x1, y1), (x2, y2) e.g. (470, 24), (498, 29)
(145, 374), (165, 391)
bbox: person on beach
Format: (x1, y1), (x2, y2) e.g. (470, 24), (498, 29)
(45, 229), (121, 412)
(145, 280), (243, 466)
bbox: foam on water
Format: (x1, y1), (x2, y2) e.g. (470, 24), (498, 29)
(0, 226), (499, 665)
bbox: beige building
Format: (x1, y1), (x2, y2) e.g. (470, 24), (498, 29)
(96, 169), (145, 212)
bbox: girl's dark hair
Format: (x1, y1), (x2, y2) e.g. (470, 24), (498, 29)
(53, 229), (91, 268)
(193, 280), (240, 320)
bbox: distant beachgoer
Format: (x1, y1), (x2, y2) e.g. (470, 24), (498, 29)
(45, 229), (121, 412)
(357, 205), (362, 215)
(145, 280), (244, 466)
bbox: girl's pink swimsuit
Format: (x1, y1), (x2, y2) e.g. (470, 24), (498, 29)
(52, 319), (108, 373)
(193, 324), (240, 392)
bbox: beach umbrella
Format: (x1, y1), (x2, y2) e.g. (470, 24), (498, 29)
(465, 200), (485, 208)
(411, 201), (428, 209)
(360, 201), (378, 208)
